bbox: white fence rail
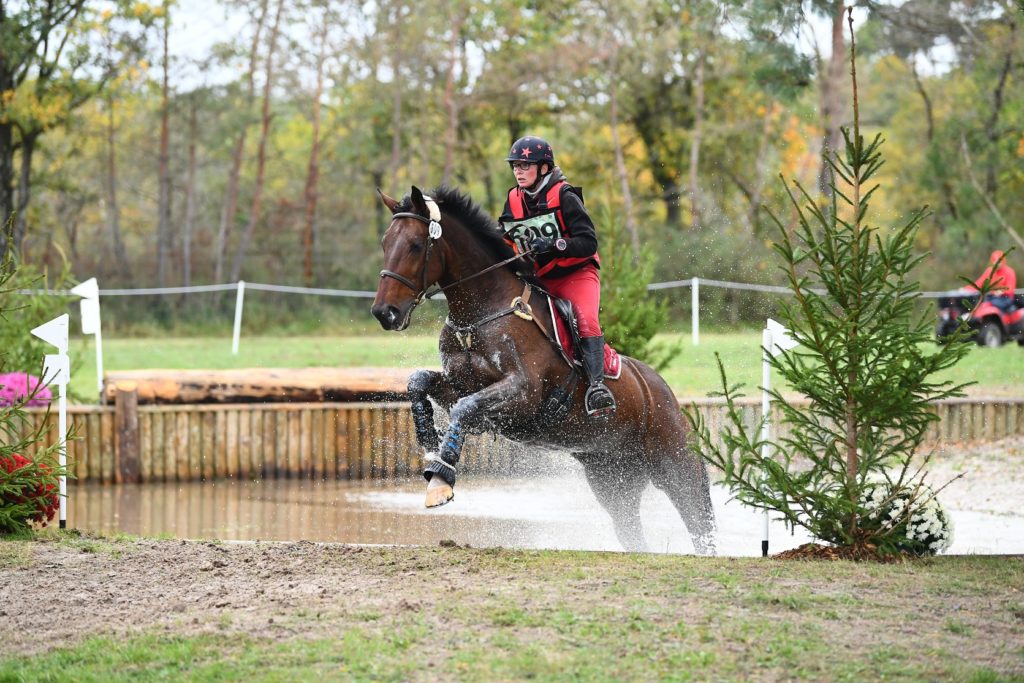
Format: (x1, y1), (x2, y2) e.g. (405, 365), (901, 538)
(27, 277), (1021, 352)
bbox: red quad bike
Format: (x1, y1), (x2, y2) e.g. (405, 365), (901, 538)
(936, 291), (1024, 347)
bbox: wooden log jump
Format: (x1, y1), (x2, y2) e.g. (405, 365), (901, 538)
(101, 367), (433, 405)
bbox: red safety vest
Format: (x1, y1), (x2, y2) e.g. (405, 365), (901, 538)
(504, 181), (599, 277)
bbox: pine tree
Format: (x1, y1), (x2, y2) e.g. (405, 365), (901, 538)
(684, 12), (974, 557)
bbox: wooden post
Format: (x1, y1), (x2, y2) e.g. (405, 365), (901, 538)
(115, 381), (141, 483)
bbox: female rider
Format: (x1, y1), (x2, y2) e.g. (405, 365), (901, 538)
(497, 135), (616, 417)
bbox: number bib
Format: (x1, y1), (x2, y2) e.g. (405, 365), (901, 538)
(500, 212), (561, 256)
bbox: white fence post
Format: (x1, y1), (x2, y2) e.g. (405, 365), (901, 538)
(232, 280), (246, 355)
(691, 277), (700, 346)
(71, 277), (103, 403)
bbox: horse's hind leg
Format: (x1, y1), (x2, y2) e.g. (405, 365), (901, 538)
(650, 444), (717, 556)
(576, 452), (651, 552)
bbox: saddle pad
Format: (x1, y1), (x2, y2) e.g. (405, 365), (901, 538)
(547, 299), (622, 380)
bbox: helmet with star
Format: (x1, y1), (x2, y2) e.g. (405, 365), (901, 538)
(505, 136), (554, 167)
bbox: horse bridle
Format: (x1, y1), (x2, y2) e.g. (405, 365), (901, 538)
(379, 195), (537, 307)
(379, 195), (446, 308)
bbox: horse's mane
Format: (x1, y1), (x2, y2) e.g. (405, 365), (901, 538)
(397, 186), (527, 276)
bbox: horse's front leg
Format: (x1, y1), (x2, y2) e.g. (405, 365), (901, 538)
(407, 369), (452, 457)
(423, 372), (528, 508)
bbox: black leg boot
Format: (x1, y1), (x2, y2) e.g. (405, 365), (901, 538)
(580, 335), (616, 417)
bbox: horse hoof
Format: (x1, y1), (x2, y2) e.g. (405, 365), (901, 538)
(425, 482), (454, 508)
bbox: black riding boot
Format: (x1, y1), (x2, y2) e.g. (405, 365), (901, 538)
(580, 335), (616, 417)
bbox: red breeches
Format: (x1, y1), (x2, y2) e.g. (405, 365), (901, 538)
(540, 264), (603, 338)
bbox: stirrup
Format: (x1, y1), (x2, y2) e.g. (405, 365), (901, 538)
(585, 383), (616, 417)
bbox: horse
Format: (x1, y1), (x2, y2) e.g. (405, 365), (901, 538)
(371, 185), (716, 554)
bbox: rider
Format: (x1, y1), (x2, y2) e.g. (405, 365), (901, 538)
(497, 135), (616, 417)
(969, 249), (1017, 313)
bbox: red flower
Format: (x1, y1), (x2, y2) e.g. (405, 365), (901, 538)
(1, 453), (59, 526)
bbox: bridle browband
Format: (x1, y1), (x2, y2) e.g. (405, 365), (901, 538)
(378, 196), (535, 310)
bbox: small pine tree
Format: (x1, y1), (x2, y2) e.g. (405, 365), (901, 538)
(683, 13), (973, 557)
(0, 221), (66, 534)
(596, 204), (681, 371)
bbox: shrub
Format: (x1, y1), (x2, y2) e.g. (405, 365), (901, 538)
(860, 480), (953, 556)
(0, 220), (66, 534)
(595, 204), (681, 370)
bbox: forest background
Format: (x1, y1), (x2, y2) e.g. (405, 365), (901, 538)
(2, 0), (1021, 332)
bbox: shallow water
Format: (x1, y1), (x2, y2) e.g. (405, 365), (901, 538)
(64, 468), (1021, 556)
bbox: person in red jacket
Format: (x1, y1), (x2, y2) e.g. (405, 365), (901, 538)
(497, 136), (615, 417)
(969, 250), (1017, 313)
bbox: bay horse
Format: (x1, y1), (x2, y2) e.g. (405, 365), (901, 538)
(371, 185), (715, 554)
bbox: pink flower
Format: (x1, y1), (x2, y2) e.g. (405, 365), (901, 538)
(0, 372), (52, 407)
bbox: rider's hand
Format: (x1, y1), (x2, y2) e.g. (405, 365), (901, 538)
(529, 237), (566, 254)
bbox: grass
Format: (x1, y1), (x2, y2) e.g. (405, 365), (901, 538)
(66, 330), (1024, 402)
(1, 539), (1021, 682)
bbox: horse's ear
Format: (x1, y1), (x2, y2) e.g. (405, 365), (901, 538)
(377, 188), (399, 214)
(410, 186), (428, 215)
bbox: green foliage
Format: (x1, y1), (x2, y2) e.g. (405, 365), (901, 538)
(595, 205), (681, 370)
(683, 30), (973, 556)
(0, 251), (76, 375)
(0, 227), (66, 534)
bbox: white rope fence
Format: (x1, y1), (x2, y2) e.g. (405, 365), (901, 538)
(27, 277), (1021, 353)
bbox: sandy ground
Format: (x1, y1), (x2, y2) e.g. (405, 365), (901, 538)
(0, 437), (1022, 662)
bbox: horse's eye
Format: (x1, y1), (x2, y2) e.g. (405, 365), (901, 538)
(408, 241), (423, 254)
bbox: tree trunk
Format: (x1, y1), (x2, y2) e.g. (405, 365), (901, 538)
(13, 130), (38, 255)
(441, 11), (464, 187)
(105, 94), (131, 283)
(817, 0), (846, 198)
(215, 0), (269, 283)
(156, 4), (172, 288)
(183, 96), (198, 290)
(0, 122), (14, 256)
(607, 47), (638, 257)
(910, 61), (958, 224)
(688, 54), (705, 231)
(747, 101), (774, 235)
(302, 15), (328, 288)
(388, 2), (405, 191)
(230, 0), (284, 283)
(984, 19), (1015, 201)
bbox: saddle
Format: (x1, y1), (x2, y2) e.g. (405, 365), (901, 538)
(547, 298), (622, 379)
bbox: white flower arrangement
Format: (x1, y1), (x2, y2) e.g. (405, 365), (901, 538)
(861, 481), (953, 555)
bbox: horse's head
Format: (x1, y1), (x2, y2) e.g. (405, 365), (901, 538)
(371, 186), (448, 331)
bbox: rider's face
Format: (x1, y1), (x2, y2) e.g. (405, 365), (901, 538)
(512, 162), (541, 188)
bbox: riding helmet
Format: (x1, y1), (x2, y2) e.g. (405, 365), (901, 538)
(505, 136), (554, 167)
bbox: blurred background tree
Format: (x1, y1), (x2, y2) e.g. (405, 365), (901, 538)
(7, 0), (1021, 332)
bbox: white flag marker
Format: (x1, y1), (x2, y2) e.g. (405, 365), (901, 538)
(31, 314), (70, 529)
(71, 278), (104, 402)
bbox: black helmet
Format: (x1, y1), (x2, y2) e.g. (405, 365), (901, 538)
(505, 136), (554, 167)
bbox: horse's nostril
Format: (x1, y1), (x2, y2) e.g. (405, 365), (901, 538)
(372, 303), (401, 330)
